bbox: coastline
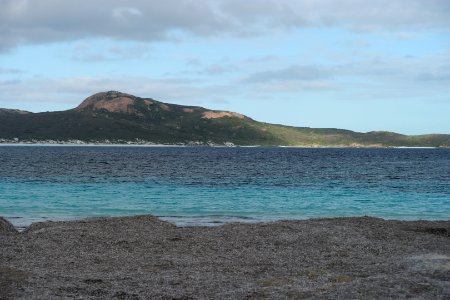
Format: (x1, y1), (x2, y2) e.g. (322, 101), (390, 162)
(0, 142), (445, 148)
(1, 214), (449, 299)
(5, 213), (450, 232)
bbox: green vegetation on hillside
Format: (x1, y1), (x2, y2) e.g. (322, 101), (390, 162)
(0, 91), (448, 147)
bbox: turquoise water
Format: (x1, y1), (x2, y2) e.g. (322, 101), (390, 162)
(0, 146), (449, 228)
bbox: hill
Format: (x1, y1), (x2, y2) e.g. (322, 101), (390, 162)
(0, 91), (449, 147)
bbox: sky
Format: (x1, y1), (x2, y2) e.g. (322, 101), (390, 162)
(0, 0), (449, 135)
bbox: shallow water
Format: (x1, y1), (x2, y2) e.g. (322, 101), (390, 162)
(0, 146), (449, 228)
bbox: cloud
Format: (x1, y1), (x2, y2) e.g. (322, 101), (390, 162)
(238, 47), (450, 99)
(1, 47), (449, 112)
(417, 72), (450, 82)
(1, 0), (449, 51)
(244, 65), (333, 83)
(255, 81), (339, 94)
(417, 71), (450, 82)
(112, 7), (143, 19)
(0, 0), (230, 51)
(415, 58), (450, 82)
(71, 42), (151, 62)
(244, 55), (279, 64)
(0, 76), (236, 111)
(0, 67), (22, 74)
(199, 63), (239, 75)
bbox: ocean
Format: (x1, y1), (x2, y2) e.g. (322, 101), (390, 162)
(0, 146), (449, 229)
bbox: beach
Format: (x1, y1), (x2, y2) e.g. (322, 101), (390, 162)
(1, 215), (449, 299)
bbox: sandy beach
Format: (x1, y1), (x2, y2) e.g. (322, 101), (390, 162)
(1, 215), (449, 299)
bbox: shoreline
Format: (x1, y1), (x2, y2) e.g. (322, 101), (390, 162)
(5, 214), (450, 231)
(1, 214), (449, 299)
(0, 142), (445, 149)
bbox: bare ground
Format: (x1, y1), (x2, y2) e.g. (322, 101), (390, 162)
(0, 215), (449, 299)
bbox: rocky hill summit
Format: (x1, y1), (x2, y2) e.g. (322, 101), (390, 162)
(75, 91), (245, 120)
(76, 91), (158, 115)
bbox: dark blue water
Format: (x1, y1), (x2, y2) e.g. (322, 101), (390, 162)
(0, 146), (449, 228)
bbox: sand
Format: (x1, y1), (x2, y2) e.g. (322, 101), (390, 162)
(0, 215), (449, 299)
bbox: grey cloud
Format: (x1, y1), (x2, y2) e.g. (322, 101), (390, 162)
(71, 42), (151, 62)
(255, 81), (338, 94)
(0, 76), (236, 111)
(184, 57), (203, 67)
(244, 55), (279, 64)
(240, 49), (450, 98)
(199, 64), (239, 75)
(112, 7), (143, 19)
(0, 79), (22, 86)
(238, 64), (339, 95)
(1, 0), (449, 51)
(0, 67), (22, 74)
(244, 65), (333, 83)
(72, 53), (110, 63)
(1, 49), (450, 111)
(417, 72), (450, 81)
(0, 0), (231, 51)
(416, 58), (450, 82)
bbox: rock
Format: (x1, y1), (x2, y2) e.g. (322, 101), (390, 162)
(0, 217), (18, 235)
